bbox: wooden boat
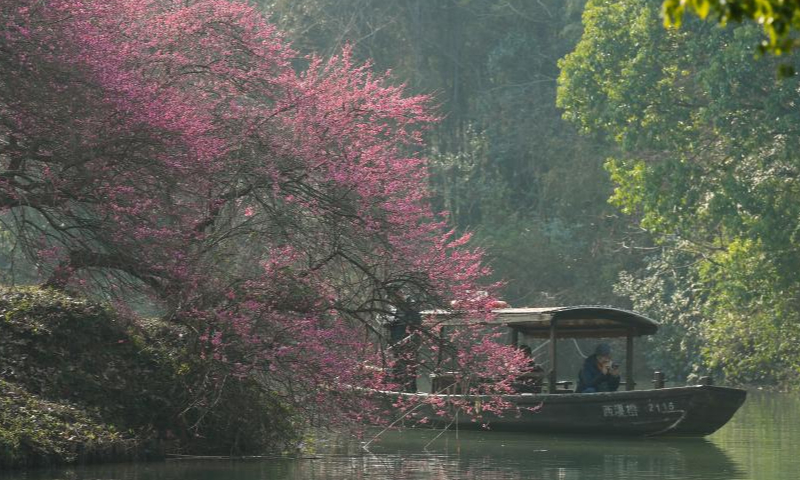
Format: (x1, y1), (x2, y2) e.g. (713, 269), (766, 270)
(386, 306), (746, 437)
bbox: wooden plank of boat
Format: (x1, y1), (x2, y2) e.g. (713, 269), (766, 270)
(381, 385), (746, 437)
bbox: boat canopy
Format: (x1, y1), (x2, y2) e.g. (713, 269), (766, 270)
(424, 306), (659, 338)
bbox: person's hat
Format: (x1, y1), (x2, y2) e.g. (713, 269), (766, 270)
(595, 343), (611, 356)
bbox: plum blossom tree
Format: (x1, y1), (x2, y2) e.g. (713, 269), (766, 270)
(1, 0), (530, 432)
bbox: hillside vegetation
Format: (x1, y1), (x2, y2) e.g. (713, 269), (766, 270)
(0, 287), (295, 468)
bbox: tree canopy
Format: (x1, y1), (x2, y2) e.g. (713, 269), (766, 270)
(663, 0), (800, 55)
(559, 0), (800, 385)
(263, 0), (643, 308)
(1, 0), (531, 428)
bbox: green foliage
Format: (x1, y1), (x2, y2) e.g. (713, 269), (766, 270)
(699, 239), (800, 385)
(0, 286), (299, 467)
(0, 380), (133, 468)
(0, 287), (177, 429)
(614, 250), (711, 383)
(663, 0), (800, 56)
(560, 0), (800, 387)
(0, 221), (39, 285)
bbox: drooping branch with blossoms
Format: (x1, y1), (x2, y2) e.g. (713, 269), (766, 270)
(0, 0), (533, 433)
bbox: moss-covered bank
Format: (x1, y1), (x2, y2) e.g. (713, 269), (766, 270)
(0, 287), (297, 469)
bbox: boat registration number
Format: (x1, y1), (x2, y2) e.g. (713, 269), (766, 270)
(601, 401), (677, 418)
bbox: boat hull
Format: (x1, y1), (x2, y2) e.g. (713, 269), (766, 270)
(387, 385), (746, 437)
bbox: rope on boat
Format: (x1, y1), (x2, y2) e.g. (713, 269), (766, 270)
(572, 338), (588, 359)
(529, 339), (550, 356)
(362, 398), (429, 450)
(362, 378), (469, 450)
(423, 411), (459, 450)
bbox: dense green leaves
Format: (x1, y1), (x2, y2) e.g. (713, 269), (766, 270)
(0, 287), (297, 465)
(663, 0), (800, 55)
(560, 0), (800, 387)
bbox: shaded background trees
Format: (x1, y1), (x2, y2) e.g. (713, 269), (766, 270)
(261, 0), (647, 307)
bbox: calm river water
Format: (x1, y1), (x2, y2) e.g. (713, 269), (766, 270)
(5, 390), (799, 480)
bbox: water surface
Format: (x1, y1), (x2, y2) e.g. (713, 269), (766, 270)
(6, 390), (798, 480)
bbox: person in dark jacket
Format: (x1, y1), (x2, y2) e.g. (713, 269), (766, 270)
(576, 343), (620, 393)
(387, 295), (422, 393)
(512, 345), (545, 393)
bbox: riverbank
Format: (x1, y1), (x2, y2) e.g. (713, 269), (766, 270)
(0, 287), (296, 469)
(2, 391), (800, 480)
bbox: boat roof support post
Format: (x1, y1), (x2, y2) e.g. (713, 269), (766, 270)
(548, 319), (557, 394)
(626, 330), (635, 391)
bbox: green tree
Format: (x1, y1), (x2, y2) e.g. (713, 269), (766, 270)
(559, 0), (800, 386)
(663, 0), (800, 56)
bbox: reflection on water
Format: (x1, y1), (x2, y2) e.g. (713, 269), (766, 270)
(5, 391), (799, 480)
(355, 429), (742, 480)
(0, 437), (741, 480)
(711, 390), (800, 480)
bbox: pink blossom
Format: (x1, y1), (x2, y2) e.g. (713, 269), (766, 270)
(0, 0), (526, 432)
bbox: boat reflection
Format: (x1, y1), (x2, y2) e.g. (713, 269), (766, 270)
(6, 429), (743, 480)
(355, 428), (744, 480)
